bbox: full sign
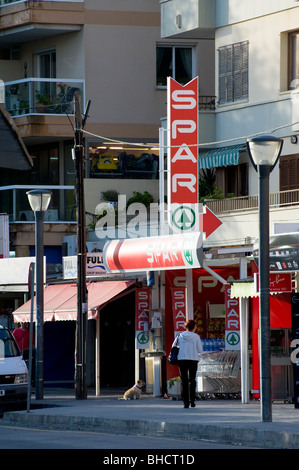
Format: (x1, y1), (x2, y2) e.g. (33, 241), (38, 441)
(167, 77), (199, 233)
(103, 232), (203, 273)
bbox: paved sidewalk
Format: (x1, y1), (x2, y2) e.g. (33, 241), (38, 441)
(2, 389), (299, 449)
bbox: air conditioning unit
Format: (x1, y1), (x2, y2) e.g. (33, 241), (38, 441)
(86, 241), (105, 252)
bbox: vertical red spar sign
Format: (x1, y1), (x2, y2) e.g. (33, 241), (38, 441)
(171, 288), (187, 339)
(224, 285), (240, 350)
(135, 288), (150, 349)
(167, 77), (199, 232)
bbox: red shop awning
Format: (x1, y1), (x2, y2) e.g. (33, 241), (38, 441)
(13, 280), (135, 322)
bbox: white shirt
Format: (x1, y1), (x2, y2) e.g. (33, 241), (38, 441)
(172, 331), (203, 361)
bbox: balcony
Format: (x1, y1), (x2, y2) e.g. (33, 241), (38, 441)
(4, 78), (84, 117)
(204, 189), (299, 214)
(0, 0), (83, 46)
(160, 0), (215, 39)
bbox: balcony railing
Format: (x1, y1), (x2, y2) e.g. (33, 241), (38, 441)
(0, 0), (19, 5)
(198, 96), (216, 111)
(0, 185), (75, 222)
(0, 0), (83, 5)
(204, 189), (299, 214)
(4, 78), (84, 117)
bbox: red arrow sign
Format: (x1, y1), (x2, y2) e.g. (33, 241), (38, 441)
(198, 207), (222, 239)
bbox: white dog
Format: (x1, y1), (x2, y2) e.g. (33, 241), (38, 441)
(119, 380), (145, 400)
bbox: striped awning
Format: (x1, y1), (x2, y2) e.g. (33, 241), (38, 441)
(198, 144), (246, 169)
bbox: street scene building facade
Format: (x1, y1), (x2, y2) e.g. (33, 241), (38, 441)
(0, 0), (299, 402)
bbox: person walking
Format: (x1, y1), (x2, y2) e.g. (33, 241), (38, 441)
(172, 319), (203, 408)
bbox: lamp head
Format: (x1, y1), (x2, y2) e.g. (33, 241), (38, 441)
(246, 135), (283, 173)
(27, 190), (52, 213)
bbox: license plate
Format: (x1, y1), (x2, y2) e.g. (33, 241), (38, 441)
(0, 390), (5, 396)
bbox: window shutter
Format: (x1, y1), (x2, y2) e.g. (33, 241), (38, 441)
(280, 155), (299, 191)
(226, 46), (233, 102)
(241, 42), (249, 99)
(219, 42), (248, 104)
(219, 48), (227, 104)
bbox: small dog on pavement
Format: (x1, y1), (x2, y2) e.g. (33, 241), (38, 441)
(119, 380), (145, 400)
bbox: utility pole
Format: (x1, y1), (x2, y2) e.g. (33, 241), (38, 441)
(73, 91), (90, 399)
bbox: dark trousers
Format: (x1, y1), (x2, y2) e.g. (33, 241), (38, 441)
(178, 360), (198, 406)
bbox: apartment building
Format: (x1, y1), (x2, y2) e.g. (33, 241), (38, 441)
(0, 1), (164, 254)
(0, 0), (216, 390)
(161, 0), (299, 249)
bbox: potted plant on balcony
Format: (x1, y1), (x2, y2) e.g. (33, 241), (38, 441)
(35, 90), (54, 113)
(101, 189), (119, 208)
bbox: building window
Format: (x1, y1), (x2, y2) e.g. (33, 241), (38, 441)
(156, 45), (194, 87)
(218, 41), (248, 104)
(289, 31), (299, 89)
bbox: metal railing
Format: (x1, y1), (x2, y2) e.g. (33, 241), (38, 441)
(198, 96), (216, 111)
(0, 185), (75, 222)
(4, 78), (84, 117)
(204, 189), (299, 214)
(0, 0), (83, 5)
(0, 0), (20, 5)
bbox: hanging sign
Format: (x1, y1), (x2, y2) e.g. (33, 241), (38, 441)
(135, 288), (150, 349)
(224, 285), (240, 350)
(254, 272), (292, 293)
(167, 77), (199, 233)
(171, 287), (187, 338)
(253, 233), (299, 271)
(103, 232), (203, 273)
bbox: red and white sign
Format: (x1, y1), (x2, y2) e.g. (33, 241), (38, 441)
(167, 77), (199, 233)
(254, 272), (292, 293)
(199, 206), (223, 239)
(171, 288), (187, 338)
(135, 288), (150, 349)
(224, 285), (240, 350)
(103, 232), (203, 273)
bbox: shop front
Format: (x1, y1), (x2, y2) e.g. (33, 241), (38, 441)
(13, 280), (136, 392)
(165, 259), (294, 403)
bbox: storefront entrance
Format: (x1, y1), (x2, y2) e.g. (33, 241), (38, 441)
(100, 291), (135, 389)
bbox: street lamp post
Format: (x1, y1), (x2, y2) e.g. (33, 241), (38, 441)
(247, 135), (283, 423)
(27, 189), (52, 400)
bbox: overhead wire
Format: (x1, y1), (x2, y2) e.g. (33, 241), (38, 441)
(83, 120), (299, 150)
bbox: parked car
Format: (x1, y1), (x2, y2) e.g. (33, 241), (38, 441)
(0, 326), (28, 405)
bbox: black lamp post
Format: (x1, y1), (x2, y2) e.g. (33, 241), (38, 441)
(247, 135), (283, 422)
(27, 189), (52, 400)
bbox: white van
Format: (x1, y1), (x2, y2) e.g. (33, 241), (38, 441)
(0, 326), (28, 404)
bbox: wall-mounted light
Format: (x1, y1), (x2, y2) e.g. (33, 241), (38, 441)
(176, 14), (182, 29)
(291, 135), (298, 144)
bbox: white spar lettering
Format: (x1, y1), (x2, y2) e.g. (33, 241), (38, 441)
(226, 308), (239, 329)
(172, 174), (197, 193)
(173, 291), (184, 299)
(137, 302), (149, 310)
(174, 302), (184, 310)
(172, 144), (197, 163)
(137, 291), (149, 300)
(172, 89), (196, 109)
(172, 120), (196, 139)
(147, 242), (179, 263)
(176, 320), (186, 330)
(197, 276), (218, 293)
(227, 299), (238, 308)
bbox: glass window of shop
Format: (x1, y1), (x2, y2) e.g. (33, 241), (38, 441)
(88, 145), (159, 180)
